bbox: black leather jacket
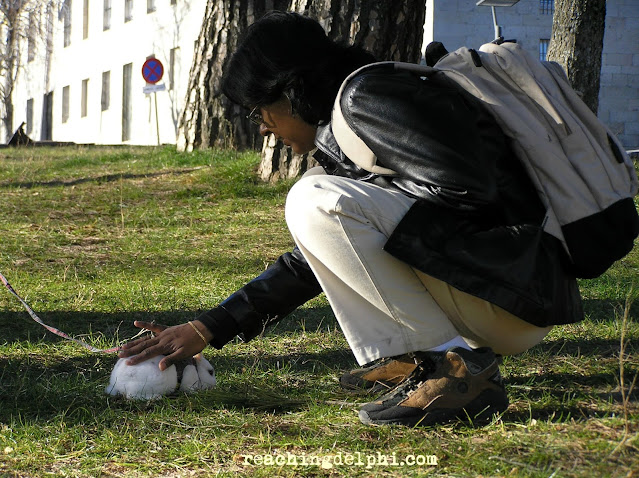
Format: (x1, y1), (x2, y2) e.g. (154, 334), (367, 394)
(197, 65), (583, 349)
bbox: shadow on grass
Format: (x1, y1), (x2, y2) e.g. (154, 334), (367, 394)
(0, 167), (205, 190)
(0, 304), (349, 424)
(0, 305), (340, 346)
(0, 310), (204, 344)
(1, 305), (636, 428)
(506, 370), (638, 398)
(582, 298), (639, 322)
(503, 335), (638, 422)
(526, 336), (635, 357)
(502, 382), (639, 423)
(263, 305), (338, 334)
(0, 347), (357, 426)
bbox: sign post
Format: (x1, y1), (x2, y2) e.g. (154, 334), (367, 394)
(141, 57), (165, 145)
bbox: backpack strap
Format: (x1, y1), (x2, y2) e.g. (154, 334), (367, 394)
(331, 61), (441, 177)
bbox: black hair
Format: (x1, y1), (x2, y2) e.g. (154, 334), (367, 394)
(222, 11), (376, 125)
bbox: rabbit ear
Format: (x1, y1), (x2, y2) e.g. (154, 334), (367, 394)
(195, 356), (216, 388)
(177, 355), (216, 392)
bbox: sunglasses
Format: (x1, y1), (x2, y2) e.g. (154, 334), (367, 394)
(246, 105), (274, 128)
(246, 94), (292, 128)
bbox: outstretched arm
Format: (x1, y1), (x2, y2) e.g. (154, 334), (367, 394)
(118, 320), (212, 371)
(118, 247), (322, 370)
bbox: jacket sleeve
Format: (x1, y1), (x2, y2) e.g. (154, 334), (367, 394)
(194, 247), (322, 348)
(340, 68), (507, 212)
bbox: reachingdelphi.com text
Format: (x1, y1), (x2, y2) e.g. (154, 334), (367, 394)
(241, 451), (438, 469)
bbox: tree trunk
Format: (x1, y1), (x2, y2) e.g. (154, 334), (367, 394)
(258, 0), (427, 182)
(1, 6), (19, 142)
(547, 0), (606, 114)
(311, 0), (426, 64)
(2, 73), (14, 143)
(177, 0), (288, 152)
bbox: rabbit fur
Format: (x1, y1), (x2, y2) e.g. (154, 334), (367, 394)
(106, 353), (216, 400)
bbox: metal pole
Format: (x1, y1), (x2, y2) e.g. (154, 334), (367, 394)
(492, 6), (502, 40)
(154, 91), (160, 145)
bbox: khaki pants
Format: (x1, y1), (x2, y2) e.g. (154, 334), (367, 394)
(285, 169), (551, 365)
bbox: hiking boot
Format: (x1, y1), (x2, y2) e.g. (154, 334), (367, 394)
(358, 347), (508, 427)
(340, 353), (423, 393)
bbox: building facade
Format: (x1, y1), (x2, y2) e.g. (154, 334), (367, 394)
(423, 0), (639, 149)
(9, 0), (206, 145)
(6, 0), (639, 148)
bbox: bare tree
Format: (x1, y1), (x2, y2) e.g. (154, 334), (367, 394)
(259, 0), (427, 182)
(0, 0), (56, 142)
(547, 0), (606, 114)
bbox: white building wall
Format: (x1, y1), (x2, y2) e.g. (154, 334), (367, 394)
(11, 0), (205, 145)
(7, 0), (638, 148)
(599, 0), (639, 148)
(423, 0), (638, 149)
(423, 1), (554, 68)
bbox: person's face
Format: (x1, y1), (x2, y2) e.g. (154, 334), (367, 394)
(253, 97), (317, 154)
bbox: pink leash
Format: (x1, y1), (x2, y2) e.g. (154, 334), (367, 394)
(0, 271), (122, 353)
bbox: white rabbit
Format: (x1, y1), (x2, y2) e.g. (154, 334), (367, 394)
(105, 353), (216, 400)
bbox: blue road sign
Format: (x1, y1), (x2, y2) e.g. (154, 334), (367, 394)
(142, 58), (164, 84)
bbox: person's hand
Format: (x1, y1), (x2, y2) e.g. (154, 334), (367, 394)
(118, 320), (213, 371)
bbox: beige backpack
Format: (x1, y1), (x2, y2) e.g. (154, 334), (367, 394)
(332, 41), (638, 278)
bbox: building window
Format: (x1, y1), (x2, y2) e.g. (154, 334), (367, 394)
(46, 5), (54, 53)
(122, 63), (132, 141)
(81, 79), (89, 117)
(26, 99), (34, 134)
(83, 0), (89, 39)
(125, 0), (133, 22)
(63, 0), (72, 47)
(171, 0), (176, 5)
(539, 39), (550, 61)
(27, 12), (36, 62)
(103, 0), (111, 31)
(101, 71), (110, 111)
(540, 0), (554, 14)
(62, 85), (70, 123)
(147, 0), (155, 13)
(42, 92), (53, 141)
(169, 47), (179, 90)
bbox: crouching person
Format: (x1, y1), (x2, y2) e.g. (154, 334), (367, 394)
(118, 12), (583, 427)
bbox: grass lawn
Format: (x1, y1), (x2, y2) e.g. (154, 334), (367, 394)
(0, 145), (637, 477)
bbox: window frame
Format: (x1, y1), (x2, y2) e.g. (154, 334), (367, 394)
(81, 78), (89, 118)
(103, 0), (111, 31)
(125, 0), (133, 22)
(539, 38), (550, 62)
(62, 85), (70, 123)
(63, 0), (72, 47)
(540, 0), (554, 15)
(101, 71), (111, 112)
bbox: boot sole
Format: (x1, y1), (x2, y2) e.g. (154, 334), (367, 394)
(358, 389), (509, 427)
